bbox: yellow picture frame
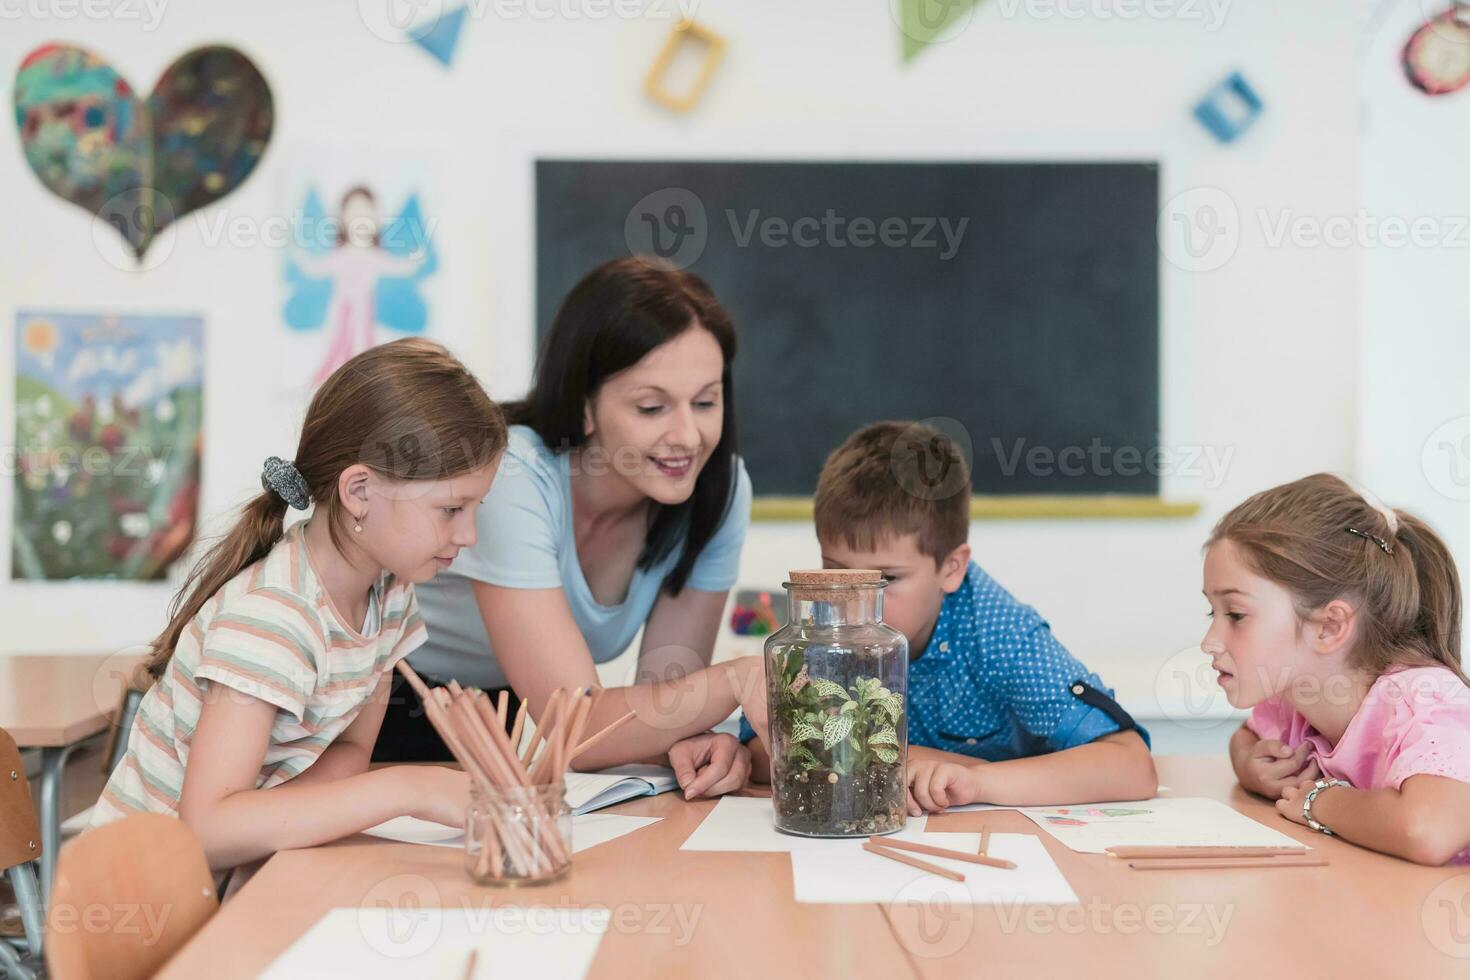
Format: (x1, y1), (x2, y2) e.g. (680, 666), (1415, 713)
(643, 20), (727, 113)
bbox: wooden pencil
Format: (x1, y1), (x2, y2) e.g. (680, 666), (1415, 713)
(509, 699), (529, 757)
(1129, 856), (1329, 871)
(869, 835), (1017, 870)
(864, 834), (1017, 875)
(571, 709), (638, 761)
(863, 841), (966, 883)
(979, 823), (990, 856)
(1107, 846), (1309, 860)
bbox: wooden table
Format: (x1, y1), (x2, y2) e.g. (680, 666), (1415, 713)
(0, 652), (143, 902)
(158, 757), (1470, 979)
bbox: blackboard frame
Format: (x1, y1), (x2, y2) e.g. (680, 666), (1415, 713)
(535, 159), (1199, 521)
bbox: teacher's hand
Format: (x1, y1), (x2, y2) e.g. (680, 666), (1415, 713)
(669, 732), (752, 799)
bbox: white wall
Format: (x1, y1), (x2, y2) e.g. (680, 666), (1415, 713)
(0, 1), (1365, 734)
(1359, 1), (1470, 618)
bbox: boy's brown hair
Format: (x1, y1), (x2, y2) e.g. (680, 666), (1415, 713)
(814, 421), (970, 566)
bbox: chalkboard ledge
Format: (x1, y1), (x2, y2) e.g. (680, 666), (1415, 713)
(750, 496), (1201, 522)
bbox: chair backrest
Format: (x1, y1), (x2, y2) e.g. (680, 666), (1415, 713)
(45, 813), (218, 980)
(0, 726), (41, 872)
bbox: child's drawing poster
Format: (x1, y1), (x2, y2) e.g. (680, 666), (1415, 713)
(278, 146), (440, 389)
(1017, 797), (1305, 854)
(13, 311), (204, 581)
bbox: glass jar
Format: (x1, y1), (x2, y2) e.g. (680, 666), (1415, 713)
(763, 569), (909, 837)
(464, 781), (572, 886)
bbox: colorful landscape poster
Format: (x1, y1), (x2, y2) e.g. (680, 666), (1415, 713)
(13, 311), (204, 581)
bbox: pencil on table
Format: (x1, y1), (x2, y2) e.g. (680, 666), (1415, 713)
(1128, 856), (1329, 871)
(1107, 846), (1308, 860)
(863, 841), (966, 883)
(979, 824), (990, 856)
(869, 835), (1017, 870)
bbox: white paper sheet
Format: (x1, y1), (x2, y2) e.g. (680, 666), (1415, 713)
(361, 813), (661, 855)
(791, 832), (1078, 905)
(678, 796), (978, 854)
(261, 906), (609, 979)
(1015, 797), (1307, 853)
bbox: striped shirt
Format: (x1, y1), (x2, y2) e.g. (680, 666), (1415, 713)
(91, 520), (426, 826)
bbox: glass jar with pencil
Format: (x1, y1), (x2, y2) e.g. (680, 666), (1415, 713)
(394, 664), (636, 885)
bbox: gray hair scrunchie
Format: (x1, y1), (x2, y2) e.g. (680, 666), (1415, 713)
(261, 456), (311, 511)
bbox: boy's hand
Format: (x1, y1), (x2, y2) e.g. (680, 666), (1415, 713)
(906, 758), (983, 814)
(1240, 739), (1319, 800)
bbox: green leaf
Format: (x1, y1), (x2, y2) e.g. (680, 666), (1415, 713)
(879, 693), (905, 723)
(822, 713), (855, 750)
(809, 678), (848, 700)
(789, 721), (821, 744)
(839, 699), (858, 715)
(868, 727), (898, 746)
(788, 745), (820, 771)
(782, 650), (803, 686)
(860, 679), (887, 704)
(873, 746), (899, 765)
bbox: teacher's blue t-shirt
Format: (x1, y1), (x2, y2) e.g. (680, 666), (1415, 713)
(411, 425), (752, 689)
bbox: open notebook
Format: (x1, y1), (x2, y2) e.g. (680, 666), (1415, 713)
(564, 764), (680, 815)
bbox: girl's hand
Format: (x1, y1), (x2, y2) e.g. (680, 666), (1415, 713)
(1241, 739), (1318, 799)
(907, 758), (983, 814)
(1275, 774), (1329, 828)
(669, 732), (752, 799)
(406, 766), (471, 829)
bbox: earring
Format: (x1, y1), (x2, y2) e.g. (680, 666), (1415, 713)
(353, 514), (364, 533)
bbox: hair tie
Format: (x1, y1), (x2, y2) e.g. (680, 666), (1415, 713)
(261, 456), (311, 511)
(1341, 476), (1400, 536)
(1346, 526), (1393, 555)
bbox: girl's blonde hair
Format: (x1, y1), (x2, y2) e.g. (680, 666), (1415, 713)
(1207, 473), (1465, 685)
(146, 338), (506, 679)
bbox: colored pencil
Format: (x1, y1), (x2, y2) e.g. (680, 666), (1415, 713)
(863, 841), (967, 883)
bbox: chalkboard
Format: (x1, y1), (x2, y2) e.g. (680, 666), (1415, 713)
(535, 161), (1160, 498)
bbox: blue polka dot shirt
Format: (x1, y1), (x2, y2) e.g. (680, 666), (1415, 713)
(741, 561), (1148, 760)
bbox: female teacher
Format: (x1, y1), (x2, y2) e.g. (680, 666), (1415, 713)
(373, 257), (767, 798)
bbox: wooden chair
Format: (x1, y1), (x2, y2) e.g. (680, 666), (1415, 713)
(1, 728), (44, 980)
(45, 814), (217, 980)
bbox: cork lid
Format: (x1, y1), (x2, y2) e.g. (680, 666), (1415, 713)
(788, 569), (883, 585)
(786, 568), (885, 600)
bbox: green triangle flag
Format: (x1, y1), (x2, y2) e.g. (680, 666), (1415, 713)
(898, 0), (981, 62)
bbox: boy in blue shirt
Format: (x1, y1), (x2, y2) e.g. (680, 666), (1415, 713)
(745, 421), (1157, 813)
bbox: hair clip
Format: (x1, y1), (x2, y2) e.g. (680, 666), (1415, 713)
(1345, 526), (1392, 555)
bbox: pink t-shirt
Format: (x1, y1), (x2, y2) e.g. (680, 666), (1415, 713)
(1247, 665), (1470, 864)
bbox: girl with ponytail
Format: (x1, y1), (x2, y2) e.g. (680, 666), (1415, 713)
(92, 338), (506, 873)
(1202, 473), (1470, 865)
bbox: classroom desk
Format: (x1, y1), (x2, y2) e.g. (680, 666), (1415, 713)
(0, 652), (142, 903)
(158, 756), (1470, 979)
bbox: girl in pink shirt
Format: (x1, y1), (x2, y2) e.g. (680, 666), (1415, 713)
(1202, 473), (1470, 865)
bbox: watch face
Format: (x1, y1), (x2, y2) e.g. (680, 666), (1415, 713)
(1404, 10), (1470, 95)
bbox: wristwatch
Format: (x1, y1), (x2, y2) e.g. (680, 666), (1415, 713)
(1302, 778), (1350, 836)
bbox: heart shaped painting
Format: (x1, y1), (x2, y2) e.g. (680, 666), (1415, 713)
(13, 44), (273, 260)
